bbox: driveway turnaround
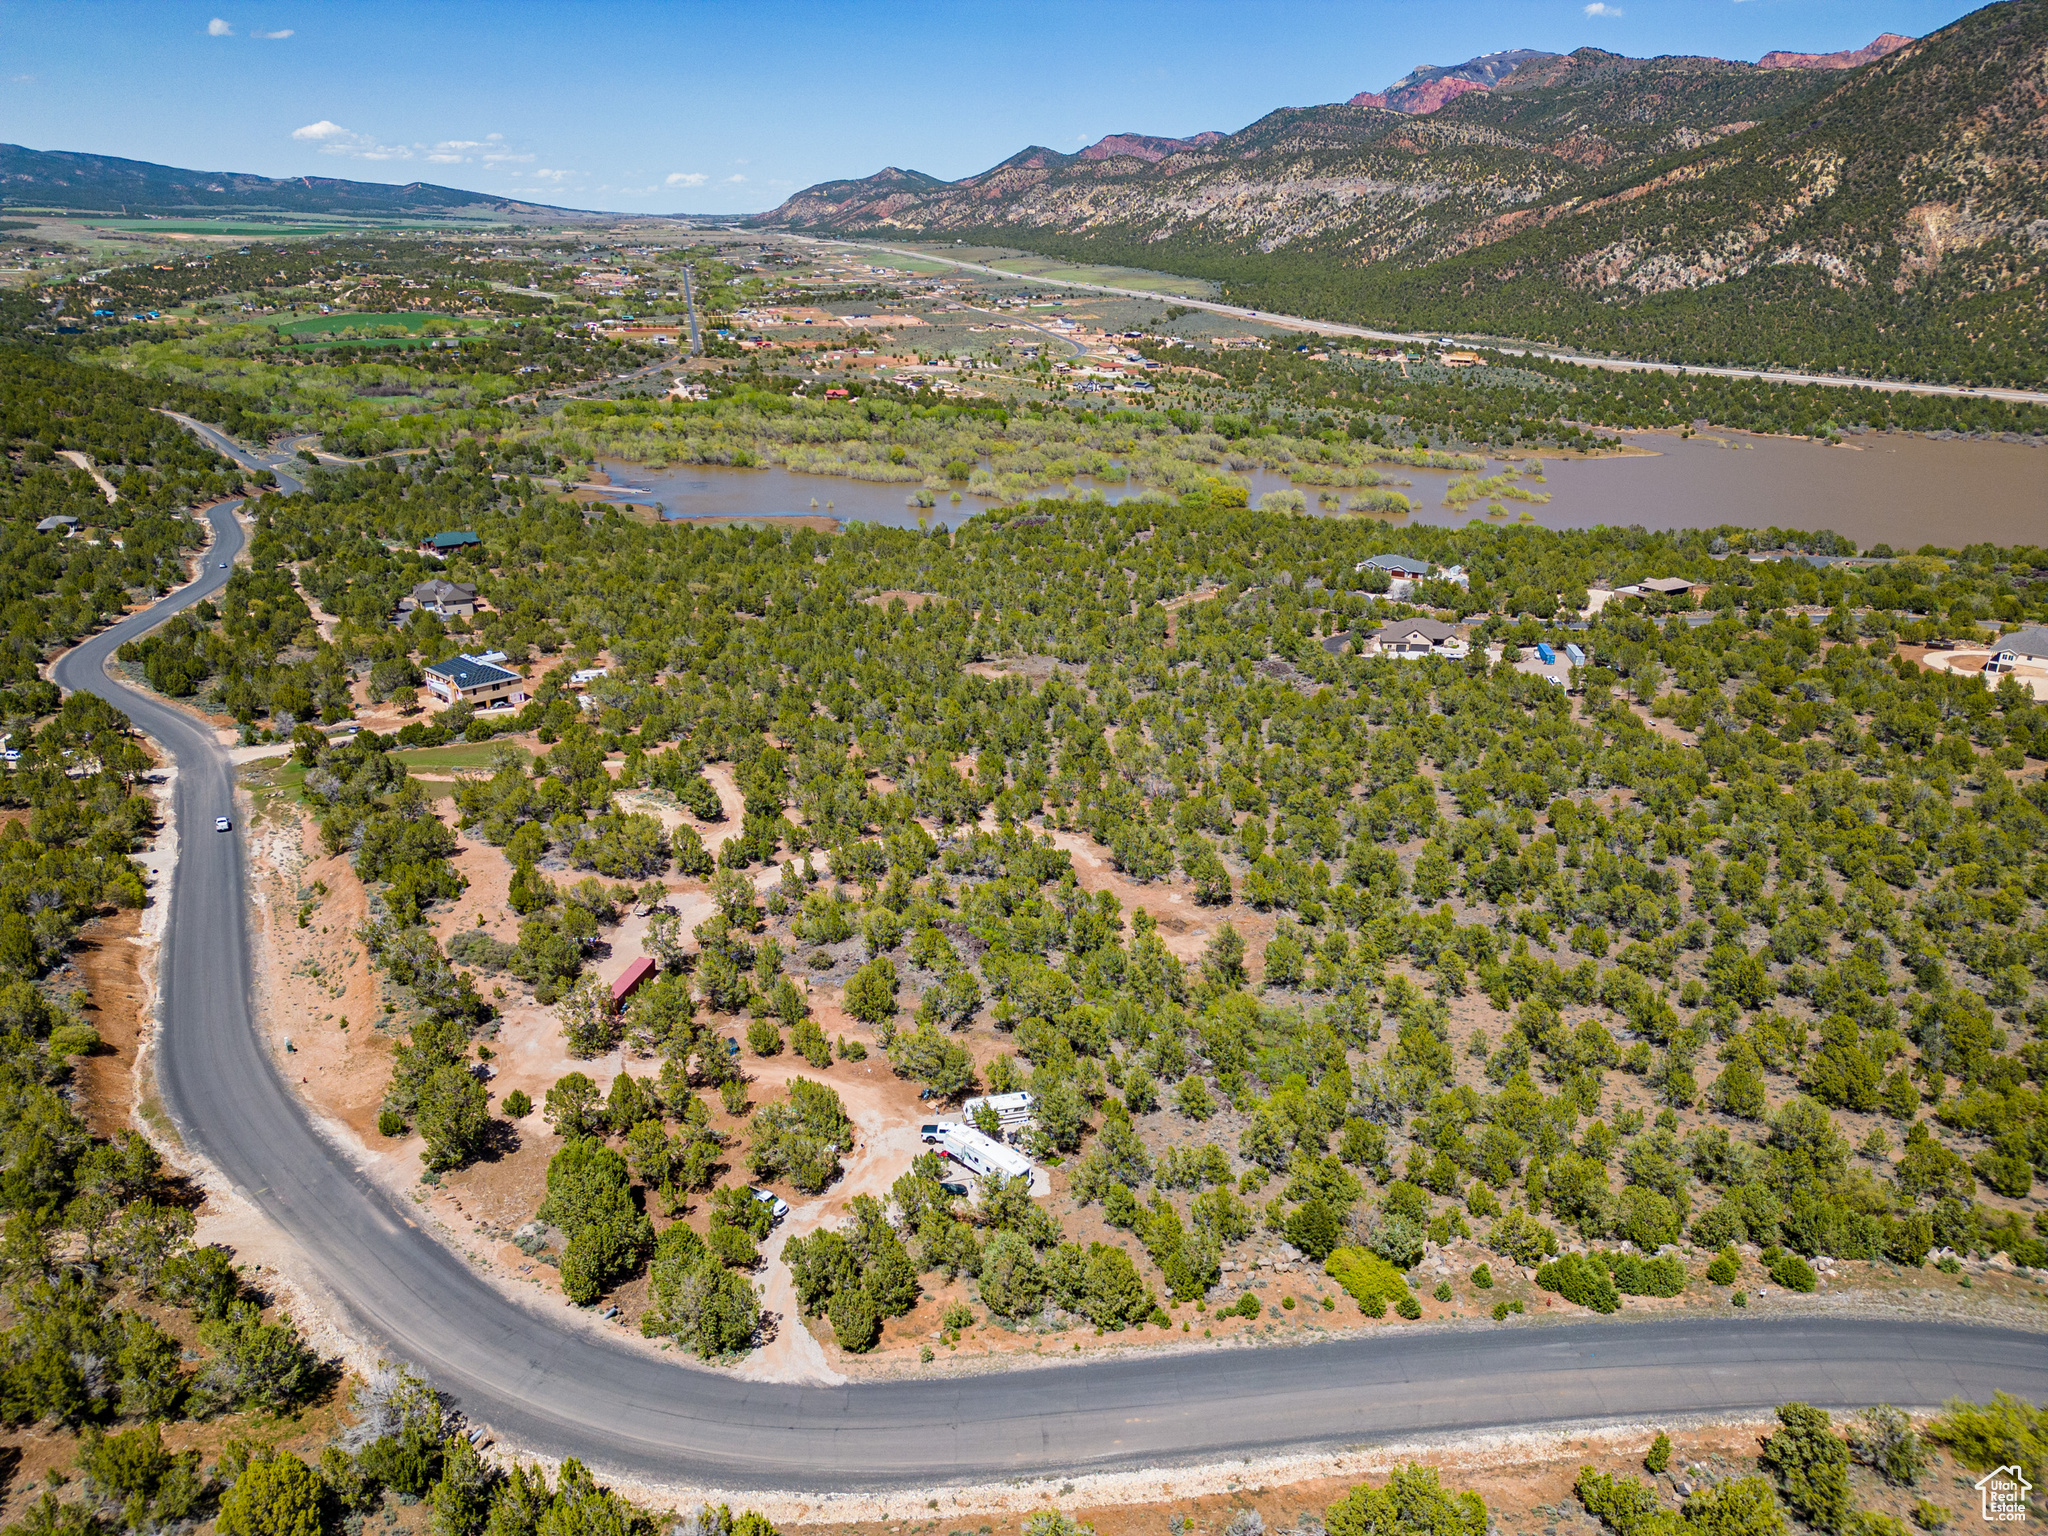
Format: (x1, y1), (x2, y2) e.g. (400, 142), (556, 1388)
(52, 478), (2048, 1492)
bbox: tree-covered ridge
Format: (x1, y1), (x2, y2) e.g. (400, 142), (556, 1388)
(766, 49), (1848, 266)
(0, 349), (254, 514)
(780, 3), (2048, 387)
(163, 451), (2048, 1340)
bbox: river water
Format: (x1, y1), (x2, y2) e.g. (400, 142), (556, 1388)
(600, 428), (2046, 547)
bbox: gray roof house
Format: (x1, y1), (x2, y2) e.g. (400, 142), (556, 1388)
(397, 579), (479, 619)
(1990, 626), (2048, 666)
(1357, 553), (1434, 580)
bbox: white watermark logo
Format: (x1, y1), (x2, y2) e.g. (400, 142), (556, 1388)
(1977, 1467), (2032, 1522)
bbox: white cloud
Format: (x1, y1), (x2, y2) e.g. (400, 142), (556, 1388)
(726, 173), (747, 183)
(290, 120), (411, 160)
(207, 16), (233, 34)
(253, 28), (293, 38)
(1583, 2), (1622, 13)
(665, 172), (708, 188)
(292, 122), (533, 166)
(531, 168), (575, 182)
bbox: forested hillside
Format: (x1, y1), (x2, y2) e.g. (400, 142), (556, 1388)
(765, 1), (2048, 386)
(0, 142), (571, 218)
(107, 430), (2048, 1351)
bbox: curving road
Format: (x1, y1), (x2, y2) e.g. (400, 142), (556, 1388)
(48, 429), (2048, 1493)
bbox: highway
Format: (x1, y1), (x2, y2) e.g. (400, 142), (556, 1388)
(46, 423), (2048, 1493)
(783, 235), (2048, 410)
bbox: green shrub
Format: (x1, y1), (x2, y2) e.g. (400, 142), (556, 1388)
(1433, 1281), (1453, 1302)
(1327, 1464), (1487, 1536)
(1488, 1206), (1560, 1264)
(1470, 1263), (1493, 1289)
(1847, 1404), (1925, 1487)
(1707, 1248), (1739, 1285)
(1768, 1251), (1816, 1292)
(1606, 1251), (1686, 1297)
(1645, 1432), (1672, 1473)
(1926, 1392), (2048, 1475)
(377, 1109), (405, 1137)
(1760, 1403), (1850, 1535)
(1395, 1294), (1422, 1319)
(1326, 1245), (1412, 1317)
(216, 1453), (323, 1536)
(500, 1088), (533, 1118)
(1536, 1252), (1619, 1313)
(1490, 1298), (1524, 1320)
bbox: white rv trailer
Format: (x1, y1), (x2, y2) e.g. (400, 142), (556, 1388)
(919, 1120), (1034, 1182)
(958, 1091), (1036, 1130)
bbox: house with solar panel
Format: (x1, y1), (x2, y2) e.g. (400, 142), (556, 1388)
(423, 654), (527, 710)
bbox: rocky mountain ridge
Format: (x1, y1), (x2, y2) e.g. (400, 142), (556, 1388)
(758, 2), (2047, 385)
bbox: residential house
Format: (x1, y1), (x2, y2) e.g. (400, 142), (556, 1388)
(396, 579), (479, 620)
(35, 516), (78, 534)
(422, 654), (526, 709)
(1357, 553), (1434, 581)
(1356, 552), (1466, 599)
(421, 530), (481, 554)
(1613, 576), (1709, 606)
(1987, 626), (2048, 674)
(1363, 619), (1467, 659)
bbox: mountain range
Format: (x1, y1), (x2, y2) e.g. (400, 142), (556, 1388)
(0, 143), (577, 218)
(759, 2), (2048, 385)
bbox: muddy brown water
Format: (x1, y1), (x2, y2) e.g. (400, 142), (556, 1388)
(603, 428), (2046, 547)
(1508, 429), (2047, 547)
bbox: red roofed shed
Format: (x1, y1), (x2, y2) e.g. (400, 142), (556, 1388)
(611, 956), (657, 1011)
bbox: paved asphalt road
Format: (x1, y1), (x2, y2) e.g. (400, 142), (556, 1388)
(45, 430), (2048, 1492)
(782, 234), (2048, 409)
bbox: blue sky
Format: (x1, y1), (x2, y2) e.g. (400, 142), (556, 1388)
(0, 0), (1992, 215)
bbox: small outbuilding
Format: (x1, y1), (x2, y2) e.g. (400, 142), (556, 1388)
(611, 956), (658, 1011)
(421, 530), (481, 554)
